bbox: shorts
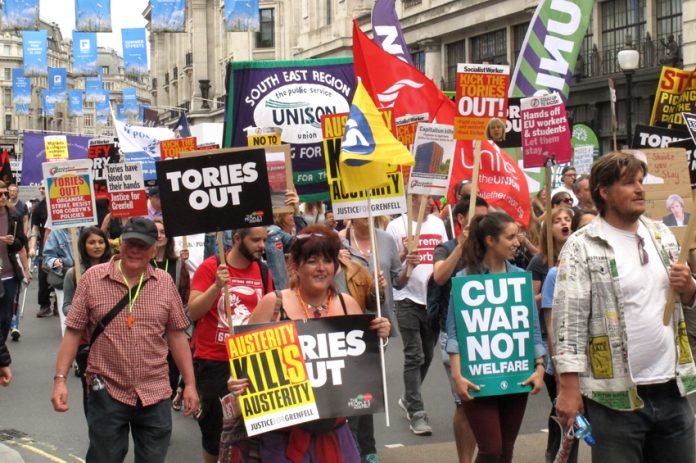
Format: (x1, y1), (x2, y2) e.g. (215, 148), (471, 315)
(194, 358), (231, 456)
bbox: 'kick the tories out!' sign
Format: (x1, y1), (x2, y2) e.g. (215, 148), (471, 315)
(155, 148), (273, 237)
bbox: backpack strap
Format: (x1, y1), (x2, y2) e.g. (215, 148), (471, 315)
(259, 261), (271, 295)
(337, 292), (348, 315)
(273, 290), (284, 321)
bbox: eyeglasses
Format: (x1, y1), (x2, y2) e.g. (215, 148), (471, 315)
(296, 233), (326, 240)
(637, 235), (649, 266)
(0, 192), (9, 198)
(562, 198), (573, 204)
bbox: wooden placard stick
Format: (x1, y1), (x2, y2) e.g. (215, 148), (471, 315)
(70, 227), (82, 281)
(217, 231), (233, 335)
(406, 194), (428, 277)
(545, 162), (556, 267)
(467, 140), (482, 220)
(663, 210), (696, 325)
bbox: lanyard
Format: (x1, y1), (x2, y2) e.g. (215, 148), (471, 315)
(118, 261), (145, 329)
(151, 259), (169, 274)
(296, 287), (332, 320)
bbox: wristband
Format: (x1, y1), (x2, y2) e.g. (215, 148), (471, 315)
(53, 374), (68, 381)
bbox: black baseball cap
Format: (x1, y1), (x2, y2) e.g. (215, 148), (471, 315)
(121, 217), (157, 246)
(148, 186), (159, 197)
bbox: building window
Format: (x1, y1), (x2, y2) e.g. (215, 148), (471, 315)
(656, 0), (682, 64)
(2, 45), (9, 55)
(325, 0), (332, 25)
(446, 40), (465, 91)
(3, 69), (10, 81)
(4, 115), (10, 131)
(3, 88), (10, 107)
(84, 113), (94, 127)
(412, 51), (425, 73)
(576, 15), (594, 77)
(101, 65), (109, 75)
(402, 0), (421, 8)
(512, 23), (529, 70)
(601, 0), (646, 74)
(471, 29), (507, 65)
(256, 9), (274, 48)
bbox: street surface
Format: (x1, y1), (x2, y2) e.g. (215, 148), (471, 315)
(0, 279), (591, 462)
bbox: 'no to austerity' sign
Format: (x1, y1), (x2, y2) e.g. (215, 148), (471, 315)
(451, 272), (535, 397)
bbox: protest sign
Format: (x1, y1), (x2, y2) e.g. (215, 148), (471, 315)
(322, 113), (406, 220)
(520, 92), (571, 168)
(573, 146), (594, 176)
(495, 98), (522, 149)
(156, 147), (273, 237)
(247, 127), (282, 147)
(223, 58), (355, 202)
(160, 137), (198, 160)
(632, 124), (689, 150)
(264, 144), (294, 213)
(106, 162), (147, 218)
(650, 67), (696, 128)
(668, 138), (696, 189)
(42, 160), (97, 229)
(44, 136), (69, 161)
(454, 64), (509, 141)
(408, 123), (455, 196)
(227, 321), (319, 436)
(451, 272), (535, 397)
(88, 138), (120, 200)
(23, 133), (91, 185)
(234, 314), (384, 421)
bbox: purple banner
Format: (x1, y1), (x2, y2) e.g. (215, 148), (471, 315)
(22, 132), (91, 185)
(371, 0), (414, 66)
(223, 58), (355, 201)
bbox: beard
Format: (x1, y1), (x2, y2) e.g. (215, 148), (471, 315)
(238, 241), (262, 262)
(608, 203), (643, 224)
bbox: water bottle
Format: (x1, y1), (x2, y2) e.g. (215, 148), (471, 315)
(574, 413), (596, 446)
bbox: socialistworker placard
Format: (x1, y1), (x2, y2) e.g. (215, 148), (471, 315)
(42, 159), (97, 230)
(322, 112), (406, 220)
(451, 272), (535, 397)
(227, 321), (319, 436)
(233, 315), (384, 425)
(155, 148), (273, 237)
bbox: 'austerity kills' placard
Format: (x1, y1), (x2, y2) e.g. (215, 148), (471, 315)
(452, 272), (535, 397)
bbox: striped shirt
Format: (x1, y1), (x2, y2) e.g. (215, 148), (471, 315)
(66, 255), (190, 406)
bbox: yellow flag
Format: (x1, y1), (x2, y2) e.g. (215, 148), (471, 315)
(339, 79), (413, 193)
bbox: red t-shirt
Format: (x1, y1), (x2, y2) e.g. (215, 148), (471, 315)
(191, 255), (273, 361)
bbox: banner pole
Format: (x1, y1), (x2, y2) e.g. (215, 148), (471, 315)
(70, 227), (82, 281)
(663, 200), (696, 325)
(406, 194), (427, 277)
(448, 203), (456, 238)
(545, 156), (556, 267)
(468, 140), (482, 220)
(367, 191), (390, 427)
(217, 231), (233, 336)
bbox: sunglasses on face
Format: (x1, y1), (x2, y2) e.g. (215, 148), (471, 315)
(0, 191), (9, 198)
(296, 233), (326, 240)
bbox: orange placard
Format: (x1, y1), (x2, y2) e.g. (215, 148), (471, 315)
(160, 137), (197, 159)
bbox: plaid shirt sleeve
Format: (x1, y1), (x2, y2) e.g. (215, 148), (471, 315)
(162, 273), (190, 331)
(64, 267), (94, 332)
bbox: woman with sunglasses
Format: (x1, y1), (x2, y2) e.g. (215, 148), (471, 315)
(446, 212), (545, 462)
(225, 224), (391, 462)
(550, 192), (574, 208)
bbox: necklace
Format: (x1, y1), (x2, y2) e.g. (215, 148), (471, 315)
(118, 261), (145, 329)
(296, 287), (332, 319)
(351, 231), (371, 257)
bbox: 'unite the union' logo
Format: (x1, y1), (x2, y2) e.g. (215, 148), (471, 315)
(342, 108), (374, 166)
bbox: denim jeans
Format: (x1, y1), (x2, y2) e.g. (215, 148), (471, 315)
(0, 278), (18, 341)
(584, 380), (695, 463)
(86, 389), (172, 463)
(439, 331), (460, 405)
(396, 298), (434, 414)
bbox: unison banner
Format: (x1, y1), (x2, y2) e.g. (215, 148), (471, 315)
(155, 148), (274, 236)
(1, 0), (39, 31)
(72, 31), (98, 76)
(22, 30), (47, 77)
(121, 28), (148, 78)
(47, 68), (67, 103)
(223, 58), (355, 201)
(68, 90), (84, 117)
(75, 0), (111, 32)
(452, 272), (536, 397)
(152, 0), (186, 32)
(223, 0), (259, 32)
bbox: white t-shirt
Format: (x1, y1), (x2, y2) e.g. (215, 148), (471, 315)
(551, 185), (578, 206)
(386, 214), (447, 306)
(174, 233), (206, 278)
(602, 219), (675, 384)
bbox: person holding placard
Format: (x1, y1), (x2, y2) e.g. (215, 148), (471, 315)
(445, 212), (546, 463)
(188, 227), (273, 463)
(387, 194), (448, 436)
(554, 152), (696, 462)
(226, 224), (391, 462)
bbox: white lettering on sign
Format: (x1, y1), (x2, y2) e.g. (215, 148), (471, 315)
(536, 0), (582, 93)
(461, 277), (526, 306)
(299, 330), (366, 387)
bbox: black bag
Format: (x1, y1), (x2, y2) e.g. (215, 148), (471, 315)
(75, 280), (149, 377)
(46, 268), (65, 289)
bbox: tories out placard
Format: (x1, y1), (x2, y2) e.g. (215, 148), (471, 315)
(106, 162), (147, 218)
(520, 92), (571, 168)
(156, 148), (273, 236)
(42, 160), (97, 229)
(454, 63), (509, 141)
(451, 272), (535, 397)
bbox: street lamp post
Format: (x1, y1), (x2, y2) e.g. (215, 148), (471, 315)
(617, 38), (640, 148)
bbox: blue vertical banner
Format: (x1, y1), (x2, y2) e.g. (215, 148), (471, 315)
(72, 31), (98, 76)
(223, 0), (259, 32)
(69, 90), (84, 117)
(75, 0), (111, 32)
(12, 68), (31, 109)
(41, 90), (55, 117)
(115, 104), (127, 122)
(1, 0), (39, 31)
(48, 68), (67, 103)
(152, 0), (186, 32)
(121, 28), (148, 77)
(96, 90), (110, 116)
(22, 30), (48, 77)
(122, 87), (138, 116)
(85, 75), (103, 102)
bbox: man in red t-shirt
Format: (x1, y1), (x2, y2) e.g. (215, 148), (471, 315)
(188, 227), (273, 463)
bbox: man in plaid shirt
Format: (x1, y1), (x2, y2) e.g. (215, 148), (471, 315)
(51, 217), (199, 463)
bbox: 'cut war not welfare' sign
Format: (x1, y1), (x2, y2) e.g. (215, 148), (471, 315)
(452, 273), (535, 397)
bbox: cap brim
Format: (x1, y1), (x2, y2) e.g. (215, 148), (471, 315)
(121, 232), (156, 247)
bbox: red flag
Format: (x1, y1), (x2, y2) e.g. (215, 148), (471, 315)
(0, 149), (14, 185)
(352, 20), (530, 226)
